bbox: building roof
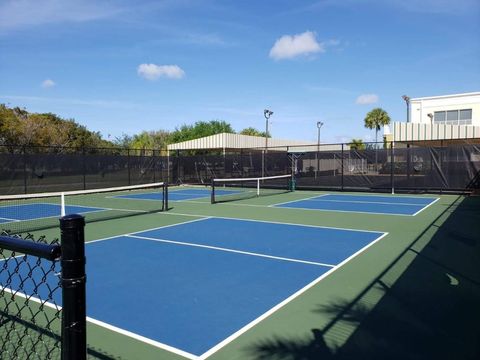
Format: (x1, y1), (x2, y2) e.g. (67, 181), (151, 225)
(167, 133), (315, 151)
(411, 92), (480, 101)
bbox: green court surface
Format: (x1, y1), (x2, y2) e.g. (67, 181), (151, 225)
(21, 187), (480, 359)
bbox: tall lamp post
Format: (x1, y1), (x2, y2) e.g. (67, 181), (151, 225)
(264, 109), (273, 150)
(402, 95), (410, 123)
(316, 121), (324, 179)
(263, 109), (273, 178)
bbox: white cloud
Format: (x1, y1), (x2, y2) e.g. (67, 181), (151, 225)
(356, 94), (379, 105)
(137, 64), (185, 81)
(41, 79), (56, 88)
(269, 31), (324, 60)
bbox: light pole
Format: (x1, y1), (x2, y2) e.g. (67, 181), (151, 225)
(264, 109), (273, 150)
(316, 121), (324, 179)
(263, 109), (273, 178)
(402, 95), (410, 123)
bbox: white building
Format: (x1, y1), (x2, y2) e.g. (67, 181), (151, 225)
(409, 92), (479, 126)
(385, 92), (480, 143)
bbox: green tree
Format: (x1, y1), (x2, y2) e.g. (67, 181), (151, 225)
(169, 120), (234, 143)
(348, 138), (366, 150)
(239, 127), (269, 137)
(364, 108), (391, 145)
(0, 104), (115, 151)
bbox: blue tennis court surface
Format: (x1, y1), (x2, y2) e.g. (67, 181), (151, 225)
(114, 188), (240, 202)
(0, 203), (105, 222)
(274, 193), (439, 216)
(0, 217), (385, 357)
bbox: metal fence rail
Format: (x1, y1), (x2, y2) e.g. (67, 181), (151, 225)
(0, 215), (86, 360)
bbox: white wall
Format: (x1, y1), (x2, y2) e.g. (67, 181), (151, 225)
(409, 92), (480, 126)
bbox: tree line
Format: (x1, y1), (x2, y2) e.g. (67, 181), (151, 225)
(0, 104), (391, 152)
(0, 104), (268, 153)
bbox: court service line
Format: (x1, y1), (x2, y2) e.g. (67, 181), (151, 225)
(198, 231), (389, 359)
(302, 198), (435, 206)
(271, 204), (417, 217)
(126, 234), (336, 268)
(411, 197), (441, 216)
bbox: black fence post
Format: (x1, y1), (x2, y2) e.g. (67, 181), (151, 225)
(390, 141), (395, 194)
(341, 143), (344, 191)
(82, 147), (86, 190)
(60, 214), (87, 360)
(127, 148), (131, 186)
(23, 146), (28, 194)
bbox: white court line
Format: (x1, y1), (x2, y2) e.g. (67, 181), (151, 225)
(269, 194), (330, 207)
(180, 200), (266, 207)
(303, 198), (431, 206)
(86, 317), (198, 360)
(272, 204), (416, 217)
(85, 216), (211, 245)
(126, 234), (336, 268)
(198, 231), (389, 359)
(160, 212), (386, 235)
(0, 285), (197, 360)
(0, 217), (20, 222)
(411, 197), (441, 216)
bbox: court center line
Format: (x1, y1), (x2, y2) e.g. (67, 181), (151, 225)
(86, 216), (212, 245)
(126, 234), (336, 268)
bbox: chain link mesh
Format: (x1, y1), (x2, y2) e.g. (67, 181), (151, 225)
(0, 232), (61, 359)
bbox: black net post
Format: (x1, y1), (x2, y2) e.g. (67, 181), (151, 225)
(60, 214), (87, 360)
(211, 179), (215, 204)
(163, 182), (169, 211)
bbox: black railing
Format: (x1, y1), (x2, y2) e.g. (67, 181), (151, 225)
(0, 215), (86, 360)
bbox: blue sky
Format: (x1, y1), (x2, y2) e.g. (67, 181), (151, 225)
(1, 0), (479, 144)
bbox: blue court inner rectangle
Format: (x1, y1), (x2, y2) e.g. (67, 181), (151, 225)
(274, 194), (438, 216)
(1, 217), (385, 357)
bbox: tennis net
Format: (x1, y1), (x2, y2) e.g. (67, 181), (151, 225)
(211, 174), (293, 204)
(0, 182), (167, 235)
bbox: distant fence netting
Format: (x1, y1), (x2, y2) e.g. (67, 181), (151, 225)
(0, 145), (167, 195)
(291, 142), (480, 193)
(0, 215), (87, 359)
(1, 142), (479, 195)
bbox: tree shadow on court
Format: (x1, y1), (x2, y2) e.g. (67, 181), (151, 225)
(246, 195), (480, 360)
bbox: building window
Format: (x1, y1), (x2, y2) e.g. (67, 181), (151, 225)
(434, 109), (472, 125)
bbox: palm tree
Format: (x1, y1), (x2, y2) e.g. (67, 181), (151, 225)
(364, 108), (391, 146)
(364, 108), (391, 169)
(348, 138), (366, 150)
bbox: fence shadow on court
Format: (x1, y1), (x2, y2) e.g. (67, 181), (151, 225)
(246, 195), (480, 359)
